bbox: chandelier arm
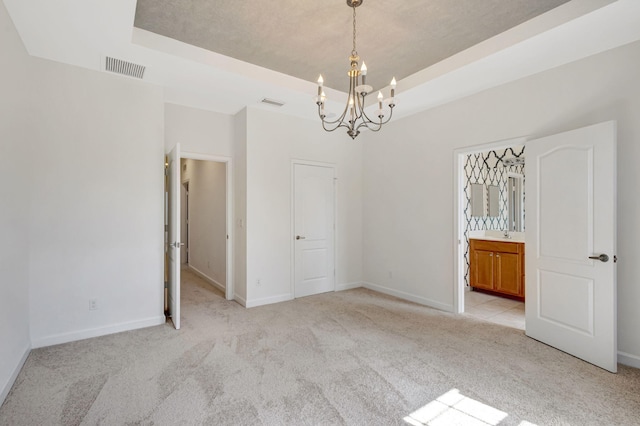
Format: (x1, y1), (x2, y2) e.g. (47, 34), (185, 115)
(316, 89), (353, 127)
(321, 120), (351, 133)
(347, 74), (358, 132)
(318, 107), (350, 127)
(359, 95), (395, 125)
(317, 99), (351, 132)
(355, 114), (382, 132)
(356, 100), (384, 131)
(356, 103), (395, 132)
(356, 94), (378, 125)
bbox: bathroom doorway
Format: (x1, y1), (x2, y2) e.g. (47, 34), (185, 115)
(453, 138), (526, 330)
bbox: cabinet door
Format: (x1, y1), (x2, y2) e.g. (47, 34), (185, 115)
(495, 252), (522, 296)
(471, 250), (494, 290)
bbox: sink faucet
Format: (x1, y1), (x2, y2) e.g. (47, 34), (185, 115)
(503, 229), (511, 239)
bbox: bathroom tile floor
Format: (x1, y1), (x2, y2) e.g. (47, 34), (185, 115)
(463, 290), (525, 330)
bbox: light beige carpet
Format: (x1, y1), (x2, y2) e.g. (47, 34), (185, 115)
(1, 269), (639, 425)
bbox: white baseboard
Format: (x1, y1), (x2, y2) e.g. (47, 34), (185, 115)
(245, 293), (294, 308)
(618, 351), (640, 369)
(335, 282), (362, 291)
(189, 265), (225, 293)
(1, 343), (30, 406)
(31, 315), (166, 349)
(362, 281), (454, 312)
(234, 294), (247, 307)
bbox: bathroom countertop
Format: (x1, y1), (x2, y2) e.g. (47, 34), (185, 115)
(468, 230), (525, 243)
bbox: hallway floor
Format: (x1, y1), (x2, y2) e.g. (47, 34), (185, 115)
(463, 289), (525, 330)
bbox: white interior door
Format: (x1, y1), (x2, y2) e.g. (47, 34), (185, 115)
(294, 163), (335, 298)
(525, 121), (616, 372)
(167, 144), (181, 329)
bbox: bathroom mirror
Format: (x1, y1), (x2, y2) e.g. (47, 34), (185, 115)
(487, 185), (500, 217)
(508, 174), (524, 231)
(470, 183), (484, 217)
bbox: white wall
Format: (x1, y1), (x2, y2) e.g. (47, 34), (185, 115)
(0, 1), (32, 403)
(363, 40), (640, 365)
(244, 107), (363, 307)
(181, 159), (227, 288)
(26, 53), (165, 347)
(233, 109), (248, 303)
(165, 103), (234, 156)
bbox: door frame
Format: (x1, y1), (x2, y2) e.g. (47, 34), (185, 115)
(452, 137), (526, 313)
(181, 179), (190, 264)
(179, 151), (234, 301)
(290, 159), (337, 298)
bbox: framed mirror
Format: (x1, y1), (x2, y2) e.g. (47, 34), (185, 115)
(488, 185), (499, 217)
(470, 183), (484, 217)
(508, 173), (524, 231)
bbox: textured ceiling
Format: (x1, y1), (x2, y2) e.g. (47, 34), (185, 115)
(134, 0), (571, 93)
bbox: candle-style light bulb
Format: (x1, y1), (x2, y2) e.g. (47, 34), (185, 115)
(321, 91), (326, 103)
(377, 91), (383, 110)
(390, 77), (397, 97)
(360, 62), (367, 85)
(317, 74), (324, 96)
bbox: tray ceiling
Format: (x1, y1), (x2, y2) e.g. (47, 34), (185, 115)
(134, 0), (571, 93)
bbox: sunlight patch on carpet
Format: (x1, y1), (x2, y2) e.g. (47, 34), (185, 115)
(403, 388), (536, 425)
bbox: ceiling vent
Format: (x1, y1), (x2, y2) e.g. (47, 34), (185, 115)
(105, 56), (146, 79)
(261, 98), (285, 107)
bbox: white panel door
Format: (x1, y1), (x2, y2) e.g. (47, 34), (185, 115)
(294, 164), (335, 298)
(525, 121), (616, 372)
(167, 144), (181, 330)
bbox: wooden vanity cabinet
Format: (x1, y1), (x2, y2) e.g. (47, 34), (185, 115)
(469, 239), (525, 300)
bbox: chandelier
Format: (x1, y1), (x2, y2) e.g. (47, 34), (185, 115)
(315, 0), (396, 140)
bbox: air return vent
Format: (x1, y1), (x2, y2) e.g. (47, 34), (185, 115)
(105, 57), (146, 79)
(261, 98), (285, 107)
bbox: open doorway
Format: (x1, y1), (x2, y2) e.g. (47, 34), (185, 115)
(454, 138), (526, 330)
(164, 145), (233, 330)
(180, 158), (227, 294)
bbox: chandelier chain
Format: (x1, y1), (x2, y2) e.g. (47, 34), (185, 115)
(352, 5), (357, 56)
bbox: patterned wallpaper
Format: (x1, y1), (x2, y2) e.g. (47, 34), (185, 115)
(463, 146), (525, 286)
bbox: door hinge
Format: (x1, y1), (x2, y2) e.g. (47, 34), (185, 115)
(614, 255), (617, 263)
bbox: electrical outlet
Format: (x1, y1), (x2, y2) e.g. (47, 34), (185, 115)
(256, 279), (261, 287)
(89, 299), (98, 311)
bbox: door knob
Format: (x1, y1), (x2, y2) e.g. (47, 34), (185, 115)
(296, 235), (306, 240)
(589, 254), (609, 262)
